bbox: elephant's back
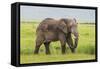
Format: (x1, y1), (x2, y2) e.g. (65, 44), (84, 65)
(36, 18), (58, 33)
(39, 18), (56, 26)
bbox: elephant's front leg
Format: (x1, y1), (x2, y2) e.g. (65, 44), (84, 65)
(44, 42), (51, 55)
(61, 43), (66, 54)
(59, 34), (67, 54)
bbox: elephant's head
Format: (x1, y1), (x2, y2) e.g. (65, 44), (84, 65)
(59, 18), (79, 48)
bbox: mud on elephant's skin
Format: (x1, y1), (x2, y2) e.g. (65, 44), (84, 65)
(34, 18), (79, 54)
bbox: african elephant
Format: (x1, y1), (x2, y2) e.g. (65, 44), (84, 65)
(34, 18), (79, 54)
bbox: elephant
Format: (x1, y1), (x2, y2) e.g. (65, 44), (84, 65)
(34, 18), (79, 54)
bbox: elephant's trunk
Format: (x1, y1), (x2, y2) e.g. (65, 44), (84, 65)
(73, 32), (79, 48)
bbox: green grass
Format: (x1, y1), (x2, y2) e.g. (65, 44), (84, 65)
(20, 22), (95, 64)
(20, 54), (95, 64)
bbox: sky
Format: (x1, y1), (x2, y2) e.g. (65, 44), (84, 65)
(20, 6), (95, 23)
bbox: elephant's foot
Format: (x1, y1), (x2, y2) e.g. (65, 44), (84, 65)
(71, 48), (76, 53)
(46, 52), (51, 55)
(34, 45), (41, 54)
(34, 50), (39, 54)
(45, 50), (51, 55)
(61, 45), (66, 54)
(62, 52), (66, 54)
(62, 49), (66, 54)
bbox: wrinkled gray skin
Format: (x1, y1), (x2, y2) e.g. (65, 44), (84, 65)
(34, 18), (79, 54)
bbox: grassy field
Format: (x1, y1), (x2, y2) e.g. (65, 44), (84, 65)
(20, 21), (95, 64)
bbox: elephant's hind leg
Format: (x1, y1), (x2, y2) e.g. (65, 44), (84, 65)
(34, 37), (44, 54)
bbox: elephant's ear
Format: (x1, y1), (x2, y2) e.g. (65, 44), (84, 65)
(58, 21), (68, 34)
(73, 18), (78, 24)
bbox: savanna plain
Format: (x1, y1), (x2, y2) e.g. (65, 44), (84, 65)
(20, 21), (95, 64)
